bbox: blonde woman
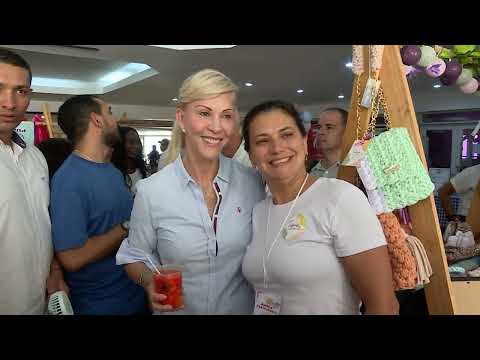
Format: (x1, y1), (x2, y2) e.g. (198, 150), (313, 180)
(116, 69), (265, 314)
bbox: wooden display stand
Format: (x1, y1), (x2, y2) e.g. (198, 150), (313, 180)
(40, 103), (55, 138)
(337, 45), (457, 314)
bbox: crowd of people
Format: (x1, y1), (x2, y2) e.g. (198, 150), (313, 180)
(0, 47), (401, 315)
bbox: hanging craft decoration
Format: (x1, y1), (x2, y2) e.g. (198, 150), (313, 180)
(345, 45), (434, 291)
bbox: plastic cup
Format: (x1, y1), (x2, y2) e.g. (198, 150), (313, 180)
(153, 265), (184, 310)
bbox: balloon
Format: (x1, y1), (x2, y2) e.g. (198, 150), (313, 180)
(460, 78), (478, 94)
(417, 46), (437, 67)
(401, 45), (422, 66)
(425, 58), (446, 77)
(456, 68), (473, 86)
(440, 60), (462, 85)
(404, 65), (422, 79)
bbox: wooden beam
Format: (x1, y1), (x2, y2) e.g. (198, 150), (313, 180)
(379, 45), (455, 314)
(41, 103), (54, 138)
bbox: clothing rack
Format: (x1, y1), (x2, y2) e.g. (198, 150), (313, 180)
(337, 45), (457, 314)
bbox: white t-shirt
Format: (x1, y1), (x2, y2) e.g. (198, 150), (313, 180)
(128, 168), (143, 196)
(309, 160), (340, 179)
(242, 178), (386, 315)
(0, 136), (53, 314)
(232, 140), (252, 168)
(157, 152), (167, 171)
(450, 164), (480, 216)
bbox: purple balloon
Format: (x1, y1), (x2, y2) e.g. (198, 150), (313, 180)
(404, 65), (422, 78)
(401, 45), (422, 66)
(425, 59), (446, 77)
(440, 60), (462, 85)
(440, 76), (456, 86)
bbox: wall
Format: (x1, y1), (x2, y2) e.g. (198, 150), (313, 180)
(30, 90), (480, 123)
(28, 99), (176, 121)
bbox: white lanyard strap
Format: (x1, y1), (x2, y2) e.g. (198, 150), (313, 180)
(263, 173), (309, 289)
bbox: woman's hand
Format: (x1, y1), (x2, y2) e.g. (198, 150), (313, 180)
(144, 277), (184, 313)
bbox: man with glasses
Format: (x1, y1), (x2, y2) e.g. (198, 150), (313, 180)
(0, 48), (68, 314)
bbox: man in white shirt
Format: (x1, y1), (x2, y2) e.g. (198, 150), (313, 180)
(157, 138), (170, 171)
(0, 48), (68, 314)
(222, 110), (252, 168)
(309, 108), (348, 179)
(439, 164), (480, 221)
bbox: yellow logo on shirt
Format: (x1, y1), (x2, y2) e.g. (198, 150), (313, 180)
(283, 213), (307, 241)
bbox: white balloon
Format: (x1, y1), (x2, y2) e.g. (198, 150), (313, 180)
(460, 78), (478, 94)
(456, 68), (473, 86)
(417, 46), (436, 67)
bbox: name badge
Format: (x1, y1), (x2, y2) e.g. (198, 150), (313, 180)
(253, 290), (282, 315)
(282, 214), (306, 241)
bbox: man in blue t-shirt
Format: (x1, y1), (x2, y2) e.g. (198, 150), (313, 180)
(50, 95), (148, 315)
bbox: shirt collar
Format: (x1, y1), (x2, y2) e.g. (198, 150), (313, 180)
(174, 153), (232, 189)
(318, 159), (340, 171)
(3, 131), (27, 149)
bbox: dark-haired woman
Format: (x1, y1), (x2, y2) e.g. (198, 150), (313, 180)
(111, 126), (148, 196)
(240, 100), (399, 315)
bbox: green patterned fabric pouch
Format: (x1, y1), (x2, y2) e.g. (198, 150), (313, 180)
(361, 86), (434, 212)
(365, 127), (434, 211)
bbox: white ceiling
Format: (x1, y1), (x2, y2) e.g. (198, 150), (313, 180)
(2, 45), (476, 113)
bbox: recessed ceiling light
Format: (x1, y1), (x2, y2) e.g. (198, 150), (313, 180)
(338, 94), (345, 99)
(346, 62), (353, 68)
(172, 97), (178, 101)
(245, 82), (253, 87)
(297, 89), (304, 94)
(433, 84), (441, 88)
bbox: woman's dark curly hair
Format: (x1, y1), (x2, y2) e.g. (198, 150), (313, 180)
(111, 126), (147, 188)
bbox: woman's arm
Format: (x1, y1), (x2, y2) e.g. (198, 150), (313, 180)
(439, 182), (458, 220)
(339, 246), (399, 315)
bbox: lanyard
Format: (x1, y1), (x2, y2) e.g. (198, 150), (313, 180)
(263, 173), (309, 289)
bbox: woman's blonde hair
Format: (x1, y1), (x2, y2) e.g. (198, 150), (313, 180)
(163, 69), (239, 166)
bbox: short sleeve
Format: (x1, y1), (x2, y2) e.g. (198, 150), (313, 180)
(50, 186), (88, 252)
(331, 184), (386, 257)
(451, 165), (480, 195)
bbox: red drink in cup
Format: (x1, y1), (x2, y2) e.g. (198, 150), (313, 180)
(153, 266), (184, 310)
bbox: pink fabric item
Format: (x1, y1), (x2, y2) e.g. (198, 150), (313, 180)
(33, 114), (50, 145)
